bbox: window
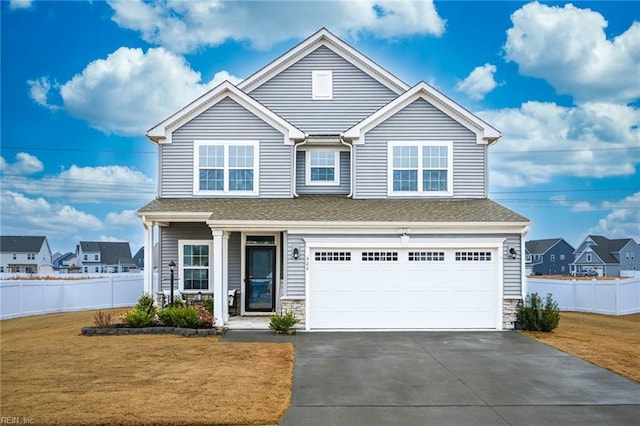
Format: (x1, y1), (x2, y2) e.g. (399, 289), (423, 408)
(84, 254), (88, 261)
(526, 254), (531, 262)
(95, 267), (99, 273)
(194, 141), (258, 195)
(388, 141), (453, 196)
(408, 251), (445, 261)
(306, 150), (340, 185)
(94, 254), (99, 261)
(560, 254), (565, 260)
(362, 252), (398, 262)
(586, 254), (592, 262)
(550, 254), (555, 261)
(12, 253), (16, 260)
(179, 240), (212, 291)
(315, 252), (351, 261)
(27, 253), (35, 260)
(455, 251), (492, 261)
(312, 70), (333, 100)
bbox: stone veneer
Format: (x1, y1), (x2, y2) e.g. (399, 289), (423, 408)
(503, 298), (522, 330)
(280, 298), (305, 328)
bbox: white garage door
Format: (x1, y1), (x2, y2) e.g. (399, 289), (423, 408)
(309, 248), (499, 330)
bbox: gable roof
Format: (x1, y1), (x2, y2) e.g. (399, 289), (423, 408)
(138, 196), (529, 228)
(79, 241), (134, 265)
(146, 81), (305, 144)
(0, 236), (47, 253)
(526, 238), (572, 255)
(578, 235), (635, 264)
(239, 27), (409, 95)
(343, 81), (501, 145)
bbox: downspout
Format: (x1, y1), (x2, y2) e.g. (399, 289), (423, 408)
(292, 135), (309, 198)
(339, 134), (353, 198)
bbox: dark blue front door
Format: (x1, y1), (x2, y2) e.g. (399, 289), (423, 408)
(246, 246), (275, 312)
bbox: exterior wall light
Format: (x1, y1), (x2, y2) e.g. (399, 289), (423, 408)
(509, 248), (517, 259)
(292, 248), (299, 260)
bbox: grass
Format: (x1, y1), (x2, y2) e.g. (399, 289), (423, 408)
(0, 308), (294, 425)
(522, 311), (640, 382)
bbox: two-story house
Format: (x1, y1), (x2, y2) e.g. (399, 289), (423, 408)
(75, 241), (136, 273)
(571, 235), (640, 277)
(0, 236), (52, 273)
(525, 238), (575, 276)
(137, 28), (530, 330)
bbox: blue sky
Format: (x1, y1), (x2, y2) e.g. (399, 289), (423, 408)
(1, 0), (639, 256)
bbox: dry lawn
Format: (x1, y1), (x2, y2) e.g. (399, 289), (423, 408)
(0, 309), (294, 425)
(523, 311), (640, 382)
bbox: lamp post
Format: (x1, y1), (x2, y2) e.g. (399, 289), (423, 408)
(168, 260), (176, 306)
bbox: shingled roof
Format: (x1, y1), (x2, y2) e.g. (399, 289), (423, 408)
(526, 238), (564, 255)
(585, 235), (634, 264)
(0, 236), (47, 253)
(79, 241), (134, 266)
(138, 196), (529, 224)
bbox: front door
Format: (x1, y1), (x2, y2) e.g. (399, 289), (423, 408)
(245, 246), (276, 312)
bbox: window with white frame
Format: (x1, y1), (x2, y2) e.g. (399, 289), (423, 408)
(586, 254), (592, 262)
(305, 150), (340, 185)
(312, 70), (333, 100)
(560, 254), (565, 260)
(550, 254), (555, 261)
(179, 240), (212, 292)
(388, 141), (453, 196)
(194, 141), (258, 195)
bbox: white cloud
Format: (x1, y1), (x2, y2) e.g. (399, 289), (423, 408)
(0, 152), (44, 175)
(105, 210), (139, 229)
(550, 195), (598, 212)
(456, 63), (499, 100)
(33, 47), (241, 136)
(9, 0), (32, 10)
(480, 101), (640, 188)
(108, 0), (445, 53)
(588, 192), (640, 241)
(504, 2), (640, 103)
(1, 154), (155, 203)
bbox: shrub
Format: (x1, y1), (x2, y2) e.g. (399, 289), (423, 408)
(135, 294), (156, 316)
(269, 310), (300, 334)
(93, 310), (113, 327)
(516, 292), (560, 332)
(158, 307), (200, 328)
(203, 298), (213, 315)
(121, 309), (155, 328)
(195, 305), (214, 328)
(170, 297), (186, 308)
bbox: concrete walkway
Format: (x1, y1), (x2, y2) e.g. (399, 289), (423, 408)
(222, 330), (640, 425)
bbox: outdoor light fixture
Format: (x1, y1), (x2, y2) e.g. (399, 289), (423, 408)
(292, 247), (299, 260)
(196, 291), (203, 302)
(168, 260), (176, 306)
(509, 248), (518, 259)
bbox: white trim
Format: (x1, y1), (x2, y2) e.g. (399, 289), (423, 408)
(344, 81), (501, 145)
(387, 141), (453, 197)
(147, 81), (305, 144)
(305, 149), (340, 186)
(312, 70), (333, 100)
(239, 28), (408, 95)
(177, 239), (213, 293)
(193, 140), (260, 196)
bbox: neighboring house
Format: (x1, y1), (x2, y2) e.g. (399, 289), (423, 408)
(0, 236), (52, 273)
(75, 241), (136, 273)
(133, 247), (144, 269)
(571, 235), (640, 277)
(52, 251), (74, 271)
(525, 238), (575, 276)
(137, 28), (530, 330)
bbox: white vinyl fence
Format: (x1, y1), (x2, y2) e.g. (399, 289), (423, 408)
(0, 274), (144, 320)
(527, 277), (640, 315)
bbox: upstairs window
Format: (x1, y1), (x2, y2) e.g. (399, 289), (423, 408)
(194, 141), (259, 195)
(388, 141), (453, 196)
(312, 70), (333, 100)
(550, 254), (555, 261)
(305, 150), (340, 185)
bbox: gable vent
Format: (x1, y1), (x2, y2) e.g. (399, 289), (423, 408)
(312, 70), (333, 100)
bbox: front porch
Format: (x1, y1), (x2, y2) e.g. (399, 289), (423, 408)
(225, 315), (271, 330)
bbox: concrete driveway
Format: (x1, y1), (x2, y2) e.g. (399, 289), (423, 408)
(275, 331), (640, 425)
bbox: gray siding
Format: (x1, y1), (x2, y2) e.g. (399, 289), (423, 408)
(295, 151), (351, 195)
(249, 46), (398, 134)
(228, 232), (242, 292)
(355, 99), (486, 199)
(285, 234), (306, 298)
(503, 235), (522, 297)
(161, 97), (292, 198)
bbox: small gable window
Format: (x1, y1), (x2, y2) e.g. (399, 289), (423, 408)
(194, 140), (259, 195)
(388, 141), (453, 196)
(312, 70), (333, 100)
(306, 150), (340, 185)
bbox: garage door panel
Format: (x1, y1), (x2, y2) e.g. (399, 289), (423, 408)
(309, 248), (499, 330)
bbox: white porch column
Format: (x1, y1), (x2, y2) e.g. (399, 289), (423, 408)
(222, 232), (230, 322)
(142, 219), (155, 296)
(211, 228), (224, 326)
